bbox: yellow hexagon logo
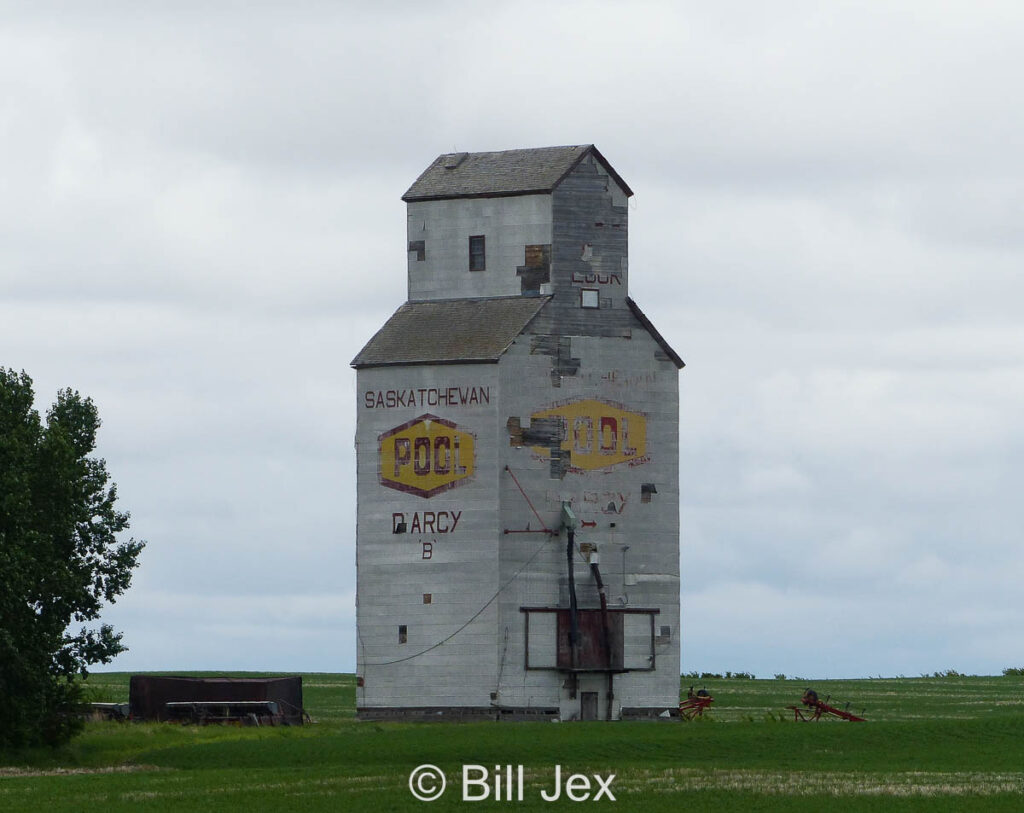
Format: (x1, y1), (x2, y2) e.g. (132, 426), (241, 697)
(530, 399), (647, 471)
(379, 414), (476, 498)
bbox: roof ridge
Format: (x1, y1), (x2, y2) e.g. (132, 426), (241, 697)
(402, 144), (630, 202)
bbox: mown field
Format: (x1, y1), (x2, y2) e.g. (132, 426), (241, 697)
(2, 672), (1024, 811)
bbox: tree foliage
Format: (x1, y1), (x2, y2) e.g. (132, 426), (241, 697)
(0, 369), (145, 748)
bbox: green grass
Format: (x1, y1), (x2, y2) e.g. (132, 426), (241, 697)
(2, 673), (1024, 811)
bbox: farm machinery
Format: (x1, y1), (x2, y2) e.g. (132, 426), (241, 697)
(679, 686), (714, 719)
(787, 688), (866, 722)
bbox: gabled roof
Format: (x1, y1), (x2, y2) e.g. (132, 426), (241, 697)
(402, 144), (633, 202)
(627, 298), (685, 369)
(351, 296), (550, 368)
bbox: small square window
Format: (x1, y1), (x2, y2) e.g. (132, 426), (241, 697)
(398, 625), (408, 644)
(423, 593), (432, 604)
(469, 235), (486, 271)
(581, 288), (600, 309)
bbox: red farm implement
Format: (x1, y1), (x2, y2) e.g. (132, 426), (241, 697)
(679, 687), (714, 719)
(787, 688), (866, 722)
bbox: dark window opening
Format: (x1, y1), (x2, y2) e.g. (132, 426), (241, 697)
(423, 593), (432, 604)
(517, 243), (551, 294)
(408, 240), (425, 261)
(469, 235), (486, 271)
(641, 483), (657, 504)
(398, 625), (407, 644)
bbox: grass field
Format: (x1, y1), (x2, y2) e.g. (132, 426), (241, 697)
(2, 673), (1024, 811)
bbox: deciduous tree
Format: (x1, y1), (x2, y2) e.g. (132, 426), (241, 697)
(0, 369), (145, 747)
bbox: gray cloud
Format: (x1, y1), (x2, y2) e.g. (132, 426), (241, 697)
(2, 1), (1022, 675)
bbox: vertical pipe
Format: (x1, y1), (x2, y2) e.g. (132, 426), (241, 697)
(567, 530), (579, 670)
(606, 672), (614, 721)
(591, 562), (615, 721)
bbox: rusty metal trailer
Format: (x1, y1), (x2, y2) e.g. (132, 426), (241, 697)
(787, 688), (866, 722)
(679, 689), (714, 719)
(129, 676), (305, 724)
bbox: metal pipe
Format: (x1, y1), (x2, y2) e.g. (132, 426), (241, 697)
(620, 545), (630, 603)
(590, 561), (615, 720)
(561, 502), (580, 676)
(567, 529), (579, 670)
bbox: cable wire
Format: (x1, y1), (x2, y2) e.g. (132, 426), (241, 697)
(361, 532), (554, 666)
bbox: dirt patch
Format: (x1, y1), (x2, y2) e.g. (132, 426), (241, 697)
(0, 765), (161, 779)
(614, 768), (1024, 797)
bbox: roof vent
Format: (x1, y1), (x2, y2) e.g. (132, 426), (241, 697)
(443, 152), (469, 170)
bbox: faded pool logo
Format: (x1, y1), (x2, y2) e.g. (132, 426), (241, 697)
(530, 399), (647, 471)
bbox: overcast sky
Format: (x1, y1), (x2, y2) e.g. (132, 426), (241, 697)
(3, 1), (1022, 679)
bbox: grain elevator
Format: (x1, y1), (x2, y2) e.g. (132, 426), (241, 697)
(352, 145), (683, 720)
